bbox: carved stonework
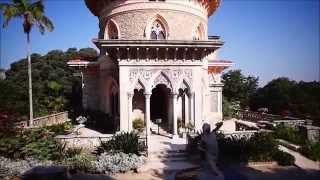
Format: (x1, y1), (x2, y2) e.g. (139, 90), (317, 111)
(134, 81), (144, 91)
(129, 68), (193, 92)
(208, 73), (221, 84)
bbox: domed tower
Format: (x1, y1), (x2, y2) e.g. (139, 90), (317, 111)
(70, 0), (232, 136)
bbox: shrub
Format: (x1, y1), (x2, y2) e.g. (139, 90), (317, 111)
(44, 121), (73, 135)
(0, 128), (65, 160)
(0, 136), (26, 159)
(272, 150), (295, 166)
(20, 128), (65, 161)
(299, 142), (320, 161)
(217, 132), (281, 163)
(62, 151), (95, 173)
(246, 133), (277, 162)
(96, 132), (143, 155)
(93, 152), (145, 174)
(218, 133), (250, 162)
(132, 118), (144, 131)
(274, 124), (305, 145)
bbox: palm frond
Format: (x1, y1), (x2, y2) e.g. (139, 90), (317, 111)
(37, 22), (45, 35)
(30, 0), (44, 19)
(0, 3), (19, 28)
(40, 15), (54, 32)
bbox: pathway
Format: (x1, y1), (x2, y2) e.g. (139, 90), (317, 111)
(279, 145), (320, 170)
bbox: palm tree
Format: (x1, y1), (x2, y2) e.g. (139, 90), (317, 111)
(0, 0), (54, 126)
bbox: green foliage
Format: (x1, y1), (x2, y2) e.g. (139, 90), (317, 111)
(96, 132), (143, 155)
(245, 133), (277, 162)
(62, 150), (95, 172)
(272, 150), (295, 166)
(0, 0), (54, 34)
(0, 127), (65, 161)
(216, 132), (291, 164)
(223, 98), (240, 119)
(274, 124), (306, 145)
(250, 78), (320, 125)
(0, 48), (98, 118)
(299, 142), (320, 161)
(0, 136), (25, 159)
(222, 70), (259, 108)
(44, 121), (73, 135)
(132, 118), (144, 131)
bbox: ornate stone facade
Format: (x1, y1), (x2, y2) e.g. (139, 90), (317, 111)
(69, 0), (232, 136)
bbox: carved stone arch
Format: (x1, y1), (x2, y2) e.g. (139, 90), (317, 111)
(151, 71), (173, 91)
(131, 79), (146, 93)
(193, 22), (206, 40)
(145, 14), (170, 40)
(174, 78), (192, 94)
(105, 19), (120, 39)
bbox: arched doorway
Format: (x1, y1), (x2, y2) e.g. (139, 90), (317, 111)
(150, 84), (171, 131)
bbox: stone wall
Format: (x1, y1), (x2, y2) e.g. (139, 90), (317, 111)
(98, 0), (208, 40)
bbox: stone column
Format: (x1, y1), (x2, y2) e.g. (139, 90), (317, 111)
(128, 93), (133, 131)
(145, 93), (151, 136)
(190, 92), (195, 127)
(172, 93), (178, 138)
(184, 93), (189, 126)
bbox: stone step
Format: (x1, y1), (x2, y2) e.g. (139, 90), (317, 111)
(149, 153), (187, 159)
(138, 161), (198, 172)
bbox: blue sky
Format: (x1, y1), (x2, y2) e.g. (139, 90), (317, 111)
(0, 0), (319, 86)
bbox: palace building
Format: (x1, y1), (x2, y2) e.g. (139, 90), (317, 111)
(68, 0), (232, 137)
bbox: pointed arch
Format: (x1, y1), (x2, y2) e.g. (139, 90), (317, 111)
(193, 23), (205, 40)
(151, 71), (173, 91)
(105, 19), (120, 39)
(130, 79), (146, 93)
(145, 14), (169, 40)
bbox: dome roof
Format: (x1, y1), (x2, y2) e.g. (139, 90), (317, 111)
(85, 0), (220, 17)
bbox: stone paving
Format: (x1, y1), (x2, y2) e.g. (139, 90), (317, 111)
(279, 145), (320, 170)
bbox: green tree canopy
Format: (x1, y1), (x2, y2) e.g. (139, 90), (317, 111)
(222, 69), (259, 108)
(0, 47), (98, 118)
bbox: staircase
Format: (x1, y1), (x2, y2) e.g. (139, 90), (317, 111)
(139, 149), (198, 173)
(138, 132), (198, 173)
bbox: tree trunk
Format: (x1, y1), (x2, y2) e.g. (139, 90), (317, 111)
(27, 33), (33, 126)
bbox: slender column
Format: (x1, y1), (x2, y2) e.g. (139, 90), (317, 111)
(184, 93), (189, 126)
(183, 48), (188, 61)
(165, 48), (169, 61)
(156, 48), (159, 61)
(145, 93), (151, 136)
(128, 93), (133, 131)
(127, 48), (130, 61)
(137, 48), (140, 61)
(190, 92), (195, 127)
(146, 48), (149, 61)
(172, 93), (178, 138)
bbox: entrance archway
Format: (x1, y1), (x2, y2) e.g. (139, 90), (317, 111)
(150, 84), (171, 132)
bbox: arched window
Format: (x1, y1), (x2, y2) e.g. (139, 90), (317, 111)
(107, 20), (119, 39)
(150, 20), (166, 40)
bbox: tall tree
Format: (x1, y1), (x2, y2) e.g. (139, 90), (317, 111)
(0, 0), (54, 126)
(222, 70), (258, 108)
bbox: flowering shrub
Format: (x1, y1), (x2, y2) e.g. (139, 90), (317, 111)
(94, 152), (145, 174)
(0, 157), (54, 178)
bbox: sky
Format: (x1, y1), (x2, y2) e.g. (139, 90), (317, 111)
(0, 0), (319, 86)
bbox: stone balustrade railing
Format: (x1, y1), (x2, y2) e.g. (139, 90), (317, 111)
(222, 130), (258, 139)
(55, 134), (113, 151)
(14, 111), (69, 128)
